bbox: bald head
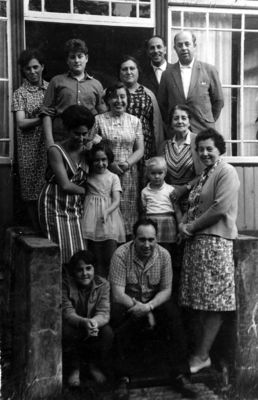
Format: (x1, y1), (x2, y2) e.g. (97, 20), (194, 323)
(174, 30), (197, 65)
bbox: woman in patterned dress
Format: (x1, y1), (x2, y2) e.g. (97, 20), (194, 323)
(160, 105), (203, 212)
(38, 105), (95, 265)
(179, 128), (240, 374)
(12, 49), (50, 229)
(118, 55), (164, 188)
(91, 83), (144, 239)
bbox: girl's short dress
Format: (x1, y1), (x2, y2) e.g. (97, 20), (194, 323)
(82, 170), (125, 243)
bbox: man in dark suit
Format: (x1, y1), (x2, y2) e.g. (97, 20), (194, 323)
(158, 31), (224, 133)
(140, 35), (172, 97)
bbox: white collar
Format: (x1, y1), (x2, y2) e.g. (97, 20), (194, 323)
(179, 58), (195, 69)
(152, 60), (167, 72)
(172, 130), (191, 145)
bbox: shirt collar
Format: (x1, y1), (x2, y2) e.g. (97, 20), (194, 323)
(23, 78), (48, 91)
(147, 182), (165, 191)
(152, 60), (167, 72)
(67, 71), (93, 80)
(179, 58), (195, 69)
(172, 130), (191, 145)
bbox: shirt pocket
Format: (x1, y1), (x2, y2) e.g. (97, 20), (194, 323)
(147, 272), (160, 289)
(127, 271), (138, 285)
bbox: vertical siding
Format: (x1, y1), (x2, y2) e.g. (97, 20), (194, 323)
(235, 165), (258, 232)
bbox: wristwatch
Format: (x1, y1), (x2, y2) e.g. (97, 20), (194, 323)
(186, 183), (192, 191)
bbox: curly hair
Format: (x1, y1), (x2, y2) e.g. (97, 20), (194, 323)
(61, 105), (95, 130)
(18, 49), (45, 77)
(195, 128), (226, 155)
(64, 38), (88, 58)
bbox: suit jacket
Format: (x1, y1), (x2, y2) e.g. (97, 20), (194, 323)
(187, 160), (240, 239)
(140, 62), (172, 98)
(157, 60), (224, 133)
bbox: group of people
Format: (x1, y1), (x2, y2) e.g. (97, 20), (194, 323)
(12, 31), (240, 398)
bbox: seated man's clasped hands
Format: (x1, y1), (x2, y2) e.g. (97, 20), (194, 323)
(109, 218), (195, 398)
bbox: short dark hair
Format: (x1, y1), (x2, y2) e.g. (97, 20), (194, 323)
(61, 105), (95, 130)
(117, 55), (141, 78)
(88, 142), (114, 169)
(195, 128), (226, 155)
(18, 49), (45, 77)
(68, 250), (96, 275)
(169, 104), (192, 125)
(133, 217), (158, 237)
(174, 30), (197, 46)
(103, 82), (129, 105)
(64, 38), (88, 58)
(145, 35), (166, 49)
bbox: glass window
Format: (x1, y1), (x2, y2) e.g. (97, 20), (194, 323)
(0, 20), (7, 78)
(45, 0), (70, 13)
(184, 12), (205, 28)
(29, 0), (41, 11)
(74, 1), (109, 15)
(25, 0), (154, 26)
(0, 2), (10, 159)
(112, 3), (136, 17)
(139, 4), (150, 18)
(0, 1), (6, 17)
(169, 7), (258, 157)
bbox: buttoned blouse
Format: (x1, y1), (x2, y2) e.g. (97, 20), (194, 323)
(91, 111), (143, 163)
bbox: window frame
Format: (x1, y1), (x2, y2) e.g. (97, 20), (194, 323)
(168, 4), (258, 162)
(24, 0), (155, 28)
(0, 0), (13, 164)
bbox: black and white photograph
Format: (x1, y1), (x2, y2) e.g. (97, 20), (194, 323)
(0, 1), (258, 399)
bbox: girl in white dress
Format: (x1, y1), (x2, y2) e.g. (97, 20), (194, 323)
(82, 142), (125, 277)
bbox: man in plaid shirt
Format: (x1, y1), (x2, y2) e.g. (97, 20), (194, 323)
(109, 217), (194, 398)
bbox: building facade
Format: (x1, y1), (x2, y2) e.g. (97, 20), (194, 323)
(1, 0), (258, 241)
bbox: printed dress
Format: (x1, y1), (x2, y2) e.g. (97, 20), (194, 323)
(91, 111), (143, 235)
(12, 79), (48, 201)
(127, 85), (155, 161)
(179, 160), (236, 311)
(82, 170), (125, 242)
(38, 144), (87, 265)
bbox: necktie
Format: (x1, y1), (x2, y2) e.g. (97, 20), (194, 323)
(155, 68), (162, 84)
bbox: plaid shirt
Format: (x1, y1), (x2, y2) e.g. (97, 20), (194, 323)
(109, 241), (172, 303)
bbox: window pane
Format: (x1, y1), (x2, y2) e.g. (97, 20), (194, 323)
(244, 32), (258, 85)
(243, 88), (258, 156)
(217, 88), (240, 156)
(139, 4), (150, 18)
(0, 142), (9, 157)
(171, 11), (181, 27)
(232, 14), (241, 29)
(184, 12), (206, 28)
(0, 21), (7, 78)
(231, 31), (241, 85)
(209, 13), (232, 29)
(29, 0), (41, 11)
(74, 1), (109, 15)
(245, 15), (258, 30)
(45, 0), (70, 13)
(0, 81), (9, 149)
(0, 1), (6, 17)
(112, 3), (136, 17)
